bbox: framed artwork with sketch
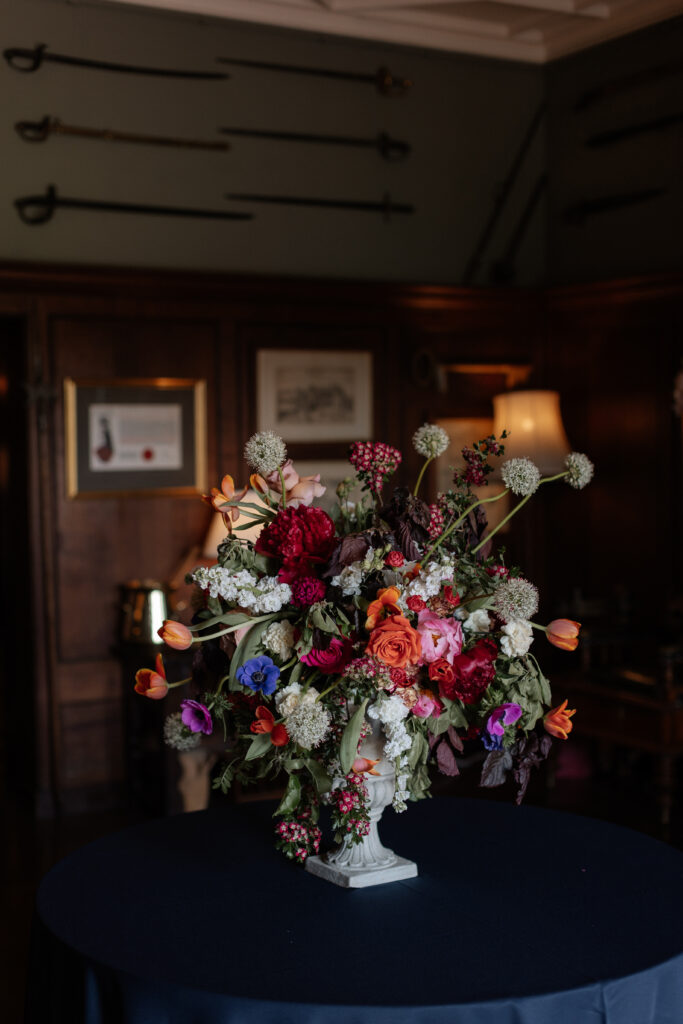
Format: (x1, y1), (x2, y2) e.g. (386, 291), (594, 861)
(256, 349), (373, 443)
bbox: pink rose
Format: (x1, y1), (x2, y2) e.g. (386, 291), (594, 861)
(416, 610), (464, 665)
(262, 459), (326, 508)
(300, 636), (352, 675)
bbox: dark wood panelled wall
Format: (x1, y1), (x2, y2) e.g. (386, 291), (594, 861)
(0, 263), (680, 813)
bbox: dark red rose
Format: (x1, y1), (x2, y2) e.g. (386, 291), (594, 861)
(389, 666), (408, 688)
(439, 639), (498, 704)
(255, 505), (336, 575)
(384, 550), (405, 568)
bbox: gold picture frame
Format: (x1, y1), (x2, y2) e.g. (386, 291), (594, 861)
(64, 377), (207, 499)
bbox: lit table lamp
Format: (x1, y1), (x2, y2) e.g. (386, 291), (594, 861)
(493, 390), (570, 474)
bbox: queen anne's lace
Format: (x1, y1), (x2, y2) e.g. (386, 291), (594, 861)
(285, 701), (331, 749)
(163, 712), (201, 751)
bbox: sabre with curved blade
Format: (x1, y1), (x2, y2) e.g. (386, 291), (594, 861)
(15, 186), (252, 226)
(4, 43), (229, 79)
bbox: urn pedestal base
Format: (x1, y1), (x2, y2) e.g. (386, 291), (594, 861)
(305, 850), (417, 888)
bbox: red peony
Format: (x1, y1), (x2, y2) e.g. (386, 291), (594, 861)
(438, 639), (498, 704)
(255, 505), (336, 576)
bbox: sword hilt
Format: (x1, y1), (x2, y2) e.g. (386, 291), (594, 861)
(4, 43), (47, 72)
(15, 116), (53, 142)
(15, 185), (57, 225)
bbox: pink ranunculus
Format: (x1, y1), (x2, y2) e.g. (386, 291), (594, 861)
(263, 459), (326, 508)
(416, 610), (464, 665)
(412, 693), (438, 718)
(300, 636), (353, 675)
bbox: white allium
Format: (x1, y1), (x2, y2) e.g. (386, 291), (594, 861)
(243, 431), (287, 476)
(493, 577), (539, 623)
(263, 620), (295, 660)
(275, 682), (319, 717)
(191, 566), (291, 614)
(285, 701), (331, 749)
(565, 452), (594, 490)
(501, 457), (541, 496)
(463, 608), (492, 632)
(500, 620), (534, 657)
(163, 713), (201, 751)
(331, 562), (365, 597)
(413, 423), (450, 459)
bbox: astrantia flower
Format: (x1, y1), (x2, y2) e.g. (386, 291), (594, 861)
(237, 655), (280, 696)
(243, 431), (287, 476)
(501, 457), (541, 496)
(493, 577), (539, 623)
(285, 701), (331, 749)
(163, 712), (201, 751)
(500, 620), (534, 657)
(413, 423), (450, 459)
(565, 452), (594, 490)
(180, 699), (213, 735)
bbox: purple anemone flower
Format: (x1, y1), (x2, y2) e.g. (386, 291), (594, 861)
(180, 699), (213, 735)
(486, 702), (523, 737)
(236, 655), (280, 696)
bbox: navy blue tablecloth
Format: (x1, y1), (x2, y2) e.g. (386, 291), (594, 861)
(27, 797), (683, 1023)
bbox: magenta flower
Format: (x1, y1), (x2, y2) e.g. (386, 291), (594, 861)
(180, 699), (213, 735)
(290, 575), (327, 607)
(486, 702), (522, 737)
(416, 610), (463, 665)
(300, 636), (353, 675)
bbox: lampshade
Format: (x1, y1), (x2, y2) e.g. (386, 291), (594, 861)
(493, 390), (570, 475)
(202, 489), (265, 558)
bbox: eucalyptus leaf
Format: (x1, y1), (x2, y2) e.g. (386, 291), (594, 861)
(244, 732), (272, 761)
(274, 773), (301, 816)
(339, 699), (368, 775)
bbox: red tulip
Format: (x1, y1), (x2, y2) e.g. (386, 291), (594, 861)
(546, 619), (581, 651)
(158, 619), (193, 651)
(351, 757), (381, 776)
(134, 653), (168, 700)
(543, 699), (576, 740)
(250, 706), (289, 747)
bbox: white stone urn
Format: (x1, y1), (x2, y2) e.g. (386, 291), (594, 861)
(305, 718), (418, 888)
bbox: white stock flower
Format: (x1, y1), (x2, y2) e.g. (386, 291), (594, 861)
(501, 458), (541, 496)
(413, 423), (450, 459)
(243, 431), (287, 476)
(500, 620), (534, 657)
(331, 562), (365, 597)
(565, 452), (594, 490)
(191, 566), (291, 614)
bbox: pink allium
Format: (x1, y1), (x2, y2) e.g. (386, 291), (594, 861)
(416, 609), (464, 664)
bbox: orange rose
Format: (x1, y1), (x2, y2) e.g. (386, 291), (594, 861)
(365, 586), (402, 631)
(366, 614), (421, 668)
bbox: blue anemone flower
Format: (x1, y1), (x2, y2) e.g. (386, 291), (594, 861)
(236, 655), (280, 696)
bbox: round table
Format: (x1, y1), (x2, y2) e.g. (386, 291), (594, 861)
(27, 797), (683, 1023)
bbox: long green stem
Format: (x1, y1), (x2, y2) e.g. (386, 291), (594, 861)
(413, 457), (433, 497)
(423, 489), (509, 562)
(471, 493), (532, 554)
(316, 677), (342, 701)
(278, 466), (287, 509)
(166, 677), (191, 689)
(191, 613), (274, 643)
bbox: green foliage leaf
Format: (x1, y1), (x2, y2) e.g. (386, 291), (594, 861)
(427, 713), (450, 736)
(444, 698), (468, 729)
(339, 699), (368, 775)
(305, 758), (332, 795)
(244, 732), (272, 761)
(408, 732), (428, 771)
(274, 773), (301, 816)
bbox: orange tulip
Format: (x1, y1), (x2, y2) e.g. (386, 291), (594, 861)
(351, 757), (381, 776)
(134, 653), (169, 700)
(202, 474), (248, 529)
(365, 586), (402, 631)
(543, 699), (576, 740)
(546, 619), (581, 651)
(158, 619), (193, 651)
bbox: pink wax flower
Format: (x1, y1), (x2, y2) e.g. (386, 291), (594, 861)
(416, 609), (464, 664)
(300, 636), (353, 675)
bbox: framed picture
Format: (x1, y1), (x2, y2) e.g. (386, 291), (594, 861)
(64, 377), (207, 498)
(294, 459), (364, 516)
(256, 349), (373, 443)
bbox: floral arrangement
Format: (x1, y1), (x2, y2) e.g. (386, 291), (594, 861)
(135, 424), (593, 863)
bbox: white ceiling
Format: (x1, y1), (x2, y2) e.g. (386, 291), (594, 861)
(101, 0), (683, 63)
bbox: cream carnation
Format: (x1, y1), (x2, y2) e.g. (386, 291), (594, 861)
(263, 620), (295, 660)
(275, 682), (318, 717)
(463, 608), (492, 632)
(500, 620), (534, 657)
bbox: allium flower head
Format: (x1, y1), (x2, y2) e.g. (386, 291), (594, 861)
(493, 576), (539, 623)
(163, 712), (201, 751)
(285, 701), (331, 749)
(565, 452), (594, 490)
(501, 457), (541, 496)
(244, 431), (287, 476)
(413, 423), (450, 459)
